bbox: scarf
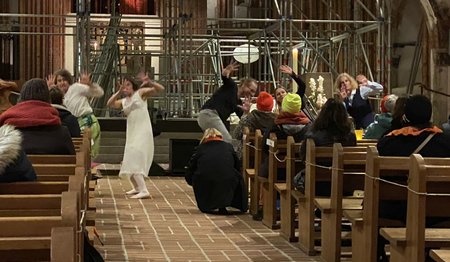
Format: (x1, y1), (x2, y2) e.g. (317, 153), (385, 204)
(0, 100), (61, 128)
(387, 126), (443, 136)
(203, 136), (224, 144)
(274, 111), (311, 125)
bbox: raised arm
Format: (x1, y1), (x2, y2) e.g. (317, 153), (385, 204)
(106, 80), (125, 109)
(138, 73), (165, 99)
(279, 65), (306, 97)
(79, 73), (104, 98)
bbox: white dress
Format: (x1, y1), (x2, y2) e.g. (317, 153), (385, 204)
(119, 91), (154, 177)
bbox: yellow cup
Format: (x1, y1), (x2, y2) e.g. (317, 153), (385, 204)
(355, 129), (364, 140)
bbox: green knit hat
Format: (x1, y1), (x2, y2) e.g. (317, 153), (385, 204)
(281, 93), (301, 114)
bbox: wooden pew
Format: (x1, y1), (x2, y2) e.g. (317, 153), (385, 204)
(343, 146), (409, 262)
(262, 133), (287, 229)
(298, 138), (334, 255)
(242, 127), (256, 210)
(315, 143), (366, 261)
(430, 249), (450, 262)
(380, 154), (450, 262)
(0, 191), (79, 262)
(279, 136), (302, 242)
(250, 129), (263, 218)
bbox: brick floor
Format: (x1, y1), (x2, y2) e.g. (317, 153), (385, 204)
(95, 176), (320, 262)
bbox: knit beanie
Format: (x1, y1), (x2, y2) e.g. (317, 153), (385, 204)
(281, 93), (302, 114)
(380, 94), (398, 113)
(404, 95), (432, 125)
(256, 91), (274, 112)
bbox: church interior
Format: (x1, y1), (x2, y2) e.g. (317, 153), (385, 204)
(1, 0), (450, 261)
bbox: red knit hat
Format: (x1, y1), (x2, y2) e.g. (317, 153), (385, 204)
(256, 91), (274, 112)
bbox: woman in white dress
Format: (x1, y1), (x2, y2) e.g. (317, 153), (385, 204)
(107, 73), (164, 199)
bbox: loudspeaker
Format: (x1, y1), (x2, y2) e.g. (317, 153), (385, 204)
(169, 139), (199, 174)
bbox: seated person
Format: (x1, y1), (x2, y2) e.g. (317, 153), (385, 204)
(49, 87), (81, 137)
(363, 94), (398, 139)
(0, 125), (36, 183)
(259, 93), (311, 179)
(377, 94), (450, 157)
(0, 78), (75, 155)
(376, 94), (450, 261)
(186, 128), (248, 214)
(296, 97), (357, 195)
(232, 91), (276, 159)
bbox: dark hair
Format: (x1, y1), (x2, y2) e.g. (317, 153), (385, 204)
(390, 94), (409, 130)
(311, 97), (352, 137)
(123, 76), (139, 91)
(19, 78), (50, 103)
(49, 87), (64, 105)
(54, 69), (74, 85)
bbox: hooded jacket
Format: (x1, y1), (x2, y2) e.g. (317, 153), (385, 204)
(0, 100), (75, 155)
(0, 125), (36, 183)
(363, 113), (393, 139)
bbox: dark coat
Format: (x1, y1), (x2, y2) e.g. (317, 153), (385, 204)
(185, 140), (248, 213)
(53, 105), (81, 137)
(377, 129), (450, 157)
(0, 125), (36, 183)
(19, 125), (76, 155)
(344, 88), (374, 129)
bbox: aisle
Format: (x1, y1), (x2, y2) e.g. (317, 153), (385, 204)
(95, 176), (319, 262)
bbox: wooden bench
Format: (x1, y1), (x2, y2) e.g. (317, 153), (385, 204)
(262, 133), (287, 229)
(380, 154), (450, 262)
(250, 129), (263, 217)
(430, 249), (450, 262)
(297, 138), (334, 255)
(0, 191), (80, 261)
(279, 136), (302, 242)
(315, 143), (366, 261)
(343, 146), (409, 262)
(242, 127), (256, 207)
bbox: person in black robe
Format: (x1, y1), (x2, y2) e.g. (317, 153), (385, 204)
(185, 128), (248, 214)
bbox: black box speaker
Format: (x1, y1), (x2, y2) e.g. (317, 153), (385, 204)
(169, 139), (200, 174)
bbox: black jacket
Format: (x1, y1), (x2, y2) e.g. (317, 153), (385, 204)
(186, 140), (248, 213)
(53, 105), (81, 137)
(19, 125), (75, 155)
(201, 76), (243, 124)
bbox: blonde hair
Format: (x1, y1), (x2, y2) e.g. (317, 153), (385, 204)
(200, 128), (223, 144)
(334, 73), (358, 93)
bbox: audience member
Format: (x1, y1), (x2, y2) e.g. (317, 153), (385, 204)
(232, 91), (276, 159)
(377, 94), (450, 157)
(363, 94), (398, 139)
(336, 73), (383, 129)
(376, 94), (450, 262)
(0, 124), (36, 183)
(260, 93), (311, 178)
(295, 97), (356, 195)
(186, 128), (248, 214)
(388, 94), (409, 132)
(0, 78), (75, 155)
(49, 87), (81, 137)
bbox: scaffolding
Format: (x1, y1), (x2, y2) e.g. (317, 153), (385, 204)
(0, 0), (390, 119)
